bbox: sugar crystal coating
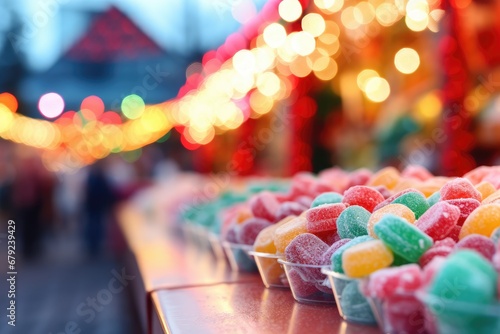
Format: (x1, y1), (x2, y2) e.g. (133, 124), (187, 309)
(415, 201), (460, 241)
(365, 264), (423, 299)
(460, 203), (500, 239)
(275, 201), (308, 221)
(368, 203), (416, 238)
(320, 238), (352, 265)
(310, 192), (343, 208)
(253, 215), (295, 253)
(331, 235), (373, 273)
(305, 203), (346, 233)
(426, 191), (441, 207)
(249, 191), (280, 222)
(336, 205), (370, 239)
(274, 216), (308, 254)
(374, 188), (422, 211)
(339, 280), (376, 324)
(391, 192), (430, 219)
(341, 239), (394, 278)
(444, 198), (480, 226)
(237, 218), (272, 245)
(342, 186), (384, 212)
(455, 234), (496, 261)
(285, 233), (329, 265)
(440, 177), (482, 202)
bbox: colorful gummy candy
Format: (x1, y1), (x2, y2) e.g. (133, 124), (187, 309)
(341, 239), (394, 278)
(331, 235), (373, 273)
(419, 238), (455, 267)
(342, 186), (384, 212)
(373, 188), (422, 211)
(367, 203), (415, 238)
(444, 198), (480, 226)
(249, 191), (280, 222)
(475, 181), (496, 201)
(440, 177), (482, 202)
(364, 264), (423, 299)
(426, 191), (441, 207)
(455, 234), (496, 261)
(336, 205), (370, 239)
(305, 203), (346, 233)
(338, 280), (376, 324)
(237, 218), (272, 245)
(274, 216), (308, 254)
(320, 238), (351, 265)
(391, 191), (430, 219)
(460, 203), (500, 239)
(374, 214), (433, 263)
(253, 216), (295, 253)
(310, 192), (343, 207)
(274, 201), (308, 221)
(415, 201), (460, 241)
(284, 233), (329, 265)
(366, 166), (400, 190)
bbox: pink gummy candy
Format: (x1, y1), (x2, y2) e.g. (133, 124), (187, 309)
(249, 191), (280, 222)
(419, 244), (453, 267)
(237, 218), (272, 245)
(290, 173), (317, 198)
(288, 268), (318, 297)
(313, 230), (340, 246)
(440, 178), (482, 202)
(311, 181), (336, 196)
(374, 186), (392, 199)
(305, 203), (346, 233)
(415, 201), (460, 241)
(422, 256), (446, 287)
(446, 225), (461, 242)
(285, 233), (329, 265)
(455, 234), (496, 261)
(366, 264), (423, 299)
(346, 168), (372, 188)
(384, 294), (426, 334)
(342, 186), (384, 212)
(295, 196), (314, 208)
(275, 201), (308, 221)
(444, 198), (481, 226)
(434, 237), (457, 248)
(374, 188), (423, 211)
(401, 165), (433, 181)
(320, 238), (352, 265)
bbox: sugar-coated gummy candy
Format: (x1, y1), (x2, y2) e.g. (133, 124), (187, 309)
(401, 164), (433, 181)
(446, 225), (461, 242)
(422, 256), (446, 287)
(288, 268), (318, 297)
(342, 185), (384, 212)
(415, 201), (460, 241)
(429, 250), (497, 305)
(366, 166), (400, 190)
(455, 234), (496, 261)
(313, 229), (339, 245)
(383, 294), (426, 334)
(440, 177), (482, 202)
(253, 216), (295, 253)
(284, 233), (329, 265)
(346, 168), (372, 188)
(374, 188), (423, 211)
(237, 218), (272, 245)
(275, 201), (308, 221)
(476, 181), (496, 201)
(341, 240), (393, 278)
(311, 180), (336, 196)
(336, 205), (370, 239)
(434, 237), (457, 248)
(483, 190), (500, 205)
(310, 192), (343, 208)
(463, 165), (493, 185)
(444, 198), (480, 226)
(305, 203), (346, 233)
(274, 216), (308, 253)
(295, 196), (314, 208)
(374, 214), (433, 263)
(365, 264), (423, 299)
(368, 203), (416, 238)
(492, 227), (500, 245)
(249, 191), (280, 222)
(373, 185), (391, 199)
(320, 238), (351, 265)
(391, 191), (430, 219)
(331, 235), (373, 273)
(391, 253), (412, 266)
(339, 280), (376, 324)
(419, 244), (453, 267)
(460, 203), (500, 239)
(427, 191), (441, 207)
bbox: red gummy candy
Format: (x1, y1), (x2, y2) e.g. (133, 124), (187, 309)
(440, 178), (482, 202)
(415, 201), (460, 241)
(305, 203), (346, 233)
(401, 165), (433, 181)
(446, 225), (461, 242)
(288, 268), (318, 297)
(285, 233), (329, 265)
(313, 230), (340, 246)
(290, 173), (317, 198)
(455, 234), (496, 261)
(422, 256), (446, 286)
(374, 186), (392, 199)
(347, 168), (372, 188)
(366, 264), (423, 299)
(444, 198), (481, 226)
(434, 237), (456, 248)
(419, 245), (453, 267)
(295, 196), (314, 208)
(374, 188), (423, 211)
(320, 238), (352, 265)
(384, 294), (426, 334)
(311, 180), (335, 196)
(275, 201), (308, 221)
(342, 186), (384, 212)
(249, 191), (280, 222)
(237, 218), (272, 245)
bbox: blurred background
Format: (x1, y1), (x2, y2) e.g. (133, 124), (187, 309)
(0, 0), (500, 333)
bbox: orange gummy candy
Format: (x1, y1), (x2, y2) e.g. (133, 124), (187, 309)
(274, 216), (308, 254)
(475, 182), (496, 201)
(253, 216), (295, 253)
(483, 190), (500, 204)
(367, 166), (400, 190)
(342, 239), (394, 278)
(459, 203), (500, 239)
(368, 203), (416, 238)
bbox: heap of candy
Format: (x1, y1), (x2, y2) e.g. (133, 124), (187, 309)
(219, 165), (500, 331)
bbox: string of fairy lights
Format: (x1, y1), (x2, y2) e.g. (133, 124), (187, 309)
(0, 0), (444, 172)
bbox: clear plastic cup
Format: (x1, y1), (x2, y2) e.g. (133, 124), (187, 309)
(322, 268), (377, 325)
(416, 291), (500, 334)
(207, 232), (226, 261)
(278, 259), (335, 304)
(221, 241), (258, 272)
(248, 251), (288, 289)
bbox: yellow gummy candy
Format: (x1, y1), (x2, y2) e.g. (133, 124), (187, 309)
(273, 216), (307, 254)
(368, 203), (416, 238)
(475, 182), (496, 201)
(253, 215), (295, 253)
(367, 166), (400, 190)
(483, 190), (500, 204)
(342, 240), (394, 278)
(459, 203), (500, 239)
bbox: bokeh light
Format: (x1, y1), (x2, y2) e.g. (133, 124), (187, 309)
(0, 92), (18, 112)
(364, 77), (391, 102)
(301, 13), (326, 37)
(394, 48), (420, 74)
(357, 69), (380, 91)
(291, 31), (316, 56)
(263, 23), (287, 48)
(81, 95), (105, 118)
(121, 94), (145, 120)
(38, 92), (65, 118)
(278, 0), (302, 22)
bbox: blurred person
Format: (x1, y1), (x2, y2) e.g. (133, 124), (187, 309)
(82, 159), (116, 257)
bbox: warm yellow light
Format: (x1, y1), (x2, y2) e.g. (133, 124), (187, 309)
(314, 0), (343, 13)
(256, 72), (281, 97)
(291, 31), (316, 56)
(357, 69), (379, 91)
(313, 58), (338, 81)
(354, 2), (375, 25)
(301, 13), (325, 37)
(394, 48), (420, 74)
(250, 91), (274, 115)
(414, 93), (442, 122)
(375, 3), (400, 27)
(341, 6), (361, 30)
(279, 0), (302, 22)
(233, 49), (256, 74)
(405, 0), (429, 31)
(263, 23), (287, 48)
(0, 104), (14, 133)
(254, 47), (276, 72)
(405, 15), (429, 31)
(364, 77), (390, 102)
(290, 56), (312, 78)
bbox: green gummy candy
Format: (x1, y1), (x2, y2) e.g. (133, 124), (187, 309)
(391, 252), (412, 267)
(311, 192), (343, 207)
(427, 191), (441, 207)
(336, 205), (370, 239)
(374, 214), (433, 263)
(331, 235), (373, 273)
(339, 280), (376, 324)
(392, 192), (430, 219)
